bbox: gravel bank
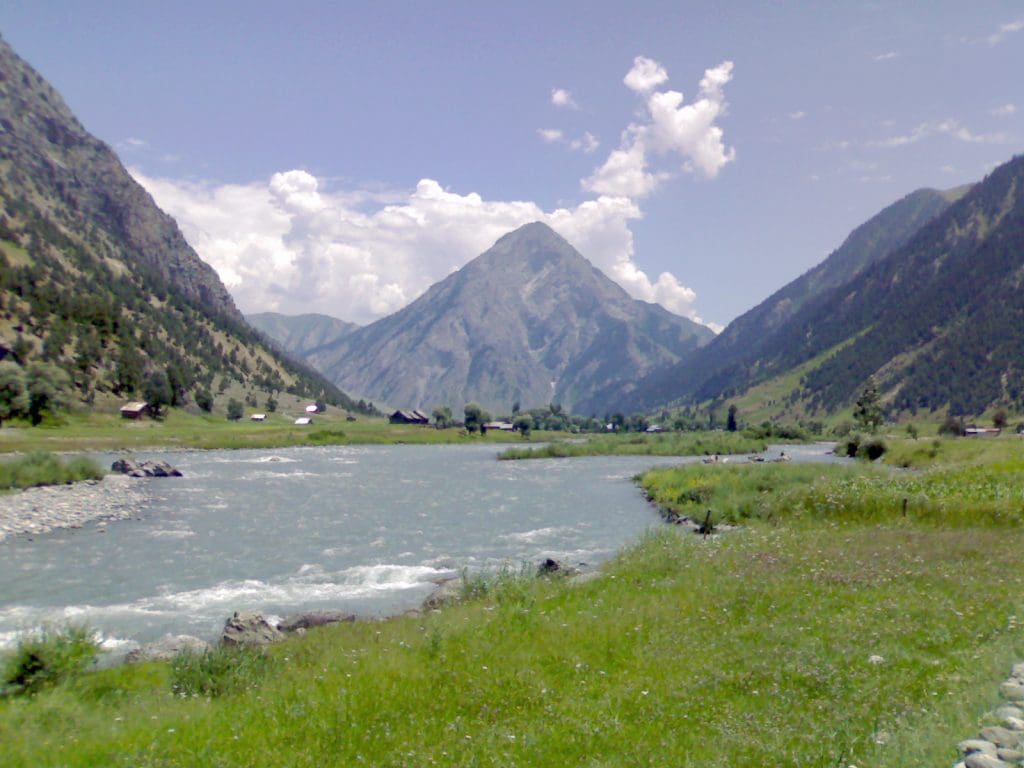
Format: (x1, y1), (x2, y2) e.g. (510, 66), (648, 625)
(0, 475), (149, 541)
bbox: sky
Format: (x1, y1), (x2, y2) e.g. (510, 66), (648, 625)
(4, 2), (1023, 331)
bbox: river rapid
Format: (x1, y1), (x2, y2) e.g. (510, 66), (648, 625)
(0, 442), (836, 654)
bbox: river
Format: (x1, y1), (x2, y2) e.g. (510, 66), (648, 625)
(0, 442), (836, 654)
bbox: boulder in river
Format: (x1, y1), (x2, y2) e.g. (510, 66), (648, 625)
(111, 459), (183, 478)
(221, 611), (285, 647)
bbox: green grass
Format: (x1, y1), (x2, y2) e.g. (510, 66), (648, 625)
(0, 409), (546, 454)
(3, 442), (1024, 766)
(0, 451), (104, 490)
(499, 430), (766, 459)
(1, 625), (98, 697)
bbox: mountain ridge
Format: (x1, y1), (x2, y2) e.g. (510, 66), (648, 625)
(308, 222), (713, 414)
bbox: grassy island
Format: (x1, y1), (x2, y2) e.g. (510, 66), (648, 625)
(2, 436), (1023, 766)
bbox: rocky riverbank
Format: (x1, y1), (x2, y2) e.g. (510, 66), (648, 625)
(0, 474), (149, 541)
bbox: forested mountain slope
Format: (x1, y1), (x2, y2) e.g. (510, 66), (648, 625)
(0, 35), (362, 412)
(634, 154), (1024, 418)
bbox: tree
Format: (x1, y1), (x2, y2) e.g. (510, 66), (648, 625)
(143, 370), (172, 418)
(25, 361), (69, 426)
(265, 394), (278, 413)
(464, 402), (484, 433)
(226, 398), (244, 421)
(195, 388), (214, 413)
(726, 404), (738, 432)
(226, 399), (243, 423)
(993, 408), (1009, 429)
(432, 405), (452, 428)
(853, 377), (883, 434)
(513, 414), (532, 438)
(0, 361), (28, 428)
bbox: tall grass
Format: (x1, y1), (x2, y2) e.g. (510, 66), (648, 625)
(499, 431), (766, 459)
(0, 451), (103, 490)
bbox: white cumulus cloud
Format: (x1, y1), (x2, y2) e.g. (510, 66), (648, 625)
(550, 88), (578, 109)
(623, 56), (668, 93)
(987, 19), (1024, 45)
(132, 169), (710, 327)
(129, 55), (735, 333)
(991, 103), (1017, 117)
(584, 58), (735, 196)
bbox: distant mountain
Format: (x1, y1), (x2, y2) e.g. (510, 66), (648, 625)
(628, 184), (964, 412)
(635, 154), (1024, 418)
(247, 312), (358, 358)
(307, 222), (714, 414)
(0, 35), (365, 411)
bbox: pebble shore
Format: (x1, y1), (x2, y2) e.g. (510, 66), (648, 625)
(954, 664), (1024, 767)
(0, 474), (149, 541)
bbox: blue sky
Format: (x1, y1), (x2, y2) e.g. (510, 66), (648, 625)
(4, 2), (1022, 330)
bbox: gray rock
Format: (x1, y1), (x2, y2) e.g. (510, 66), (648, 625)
(276, 610), (355, 633)
(111, 459), (182, 478)
(1011, 663), (1024, 680)
(965, 754), (1014, 768)
(1000, 681), (1024, 701)
(221, 611), (285, 647)
(960, 740), (999, 757)
(125, 635), (210, 663)
(1004, 716), (1024, 731)
(996, 748), (1023, 762)
(423, 577), (463, 610)
(980, 727), (1023, 749)
(997, 706), (1024, 721)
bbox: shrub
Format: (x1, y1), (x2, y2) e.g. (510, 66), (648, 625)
(856, 436), (887, 461)
(169, 646), (277, 698)
(0, 451), (104, 490)
(939, 415), (963, 437)
(1, 625), (98, 696)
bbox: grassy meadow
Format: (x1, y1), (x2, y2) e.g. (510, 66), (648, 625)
(2, 436), (1023, 765)
(498, 430), (767, 459)
(0, 408), (541, 454)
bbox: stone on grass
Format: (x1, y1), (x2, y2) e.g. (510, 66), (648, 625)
(1000, 681), (1024, 701)
(221, 611), (284, 647)
(964, 754), (1014, 768)
(125, 635), (210, 663)
(276, 610), (355, 633)
(981, 726), (1024, 749)
(960, 739), (998, 757)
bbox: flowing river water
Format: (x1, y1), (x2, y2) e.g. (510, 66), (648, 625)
(0, 442), (837, 654)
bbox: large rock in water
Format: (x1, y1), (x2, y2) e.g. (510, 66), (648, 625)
(221, 611), (285, 647)
(111, 459), (182, 477)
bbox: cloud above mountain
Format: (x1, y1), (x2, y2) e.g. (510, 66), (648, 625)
(133, 55), (733, 331)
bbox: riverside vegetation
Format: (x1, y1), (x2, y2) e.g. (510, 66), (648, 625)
(2, 437), (1023, 766)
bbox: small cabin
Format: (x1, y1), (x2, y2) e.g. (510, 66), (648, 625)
(483, 421), (515, 431)
(305, 404), (319, 414)
(250, 413), (267, 422)
(389, 409), (429, 425)
(119, 402), (149, 420)
(294, 416), (313, 425)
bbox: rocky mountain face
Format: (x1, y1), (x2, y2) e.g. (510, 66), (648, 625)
(247, 312), (358, 359)
(633, 153), (1024, 418)
(628, 186), (961, 411)
(308, 222), (713, 414)
(0, 36), (241, 323)
(0, 35), (361, 410)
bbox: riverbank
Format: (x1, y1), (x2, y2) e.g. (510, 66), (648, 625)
(0, 474), (148, 542)
(2, 437), (1023, 766)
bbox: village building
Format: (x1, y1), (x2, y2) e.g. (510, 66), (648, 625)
(389, 409), (430, 425)
(119, 401), (149, 419)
